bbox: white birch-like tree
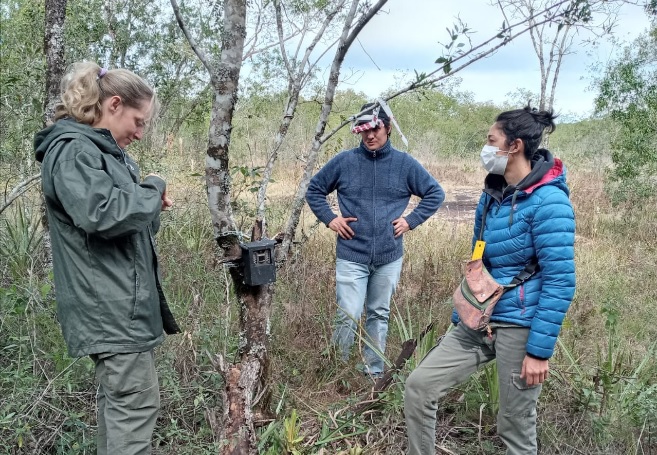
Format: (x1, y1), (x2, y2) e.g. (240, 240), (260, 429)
(495, 0), (622, 111)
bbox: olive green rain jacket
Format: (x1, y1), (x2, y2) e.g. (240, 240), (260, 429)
(34, 118), (181, 358)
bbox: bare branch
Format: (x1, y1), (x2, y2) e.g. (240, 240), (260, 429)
(274, 0), (294, 77)
(256, 0), (347, 222)
(317, 0), (574, 146)
(279, 0), (390, 258)
(170, 0), (217, 82)
(496, 0), (622, 110)
(342, 0), (389, 52)
(243, 0), (264, 55)
(304, 36), (342, 81)
(1, 174), (41, 216)
(296, 1), (347, 77)
(403, 0), (572, 92)
(548, 25), (575, 110)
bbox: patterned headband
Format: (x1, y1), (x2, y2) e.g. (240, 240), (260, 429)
(349, 100), (408, 147)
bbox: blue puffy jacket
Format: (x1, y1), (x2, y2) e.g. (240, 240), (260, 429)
(453, 149), (576, 359)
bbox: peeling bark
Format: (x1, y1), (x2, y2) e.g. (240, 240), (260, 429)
(43, 0), (68, 125)
(42, 0), (68, 269)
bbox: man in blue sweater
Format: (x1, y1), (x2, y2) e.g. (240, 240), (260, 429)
(306, 102), (444, 377)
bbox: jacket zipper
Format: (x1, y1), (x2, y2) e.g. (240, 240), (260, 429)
(105, 133), (135, 172)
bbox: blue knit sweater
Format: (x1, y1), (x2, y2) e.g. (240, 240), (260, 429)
(306, 140), (444, 266)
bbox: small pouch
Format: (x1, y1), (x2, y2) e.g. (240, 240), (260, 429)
(452, 259), (504, 332)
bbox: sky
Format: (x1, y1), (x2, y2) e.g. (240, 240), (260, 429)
(335, 0), (653, 120)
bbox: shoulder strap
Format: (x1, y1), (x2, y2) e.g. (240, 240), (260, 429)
(478, 197), (493, 241)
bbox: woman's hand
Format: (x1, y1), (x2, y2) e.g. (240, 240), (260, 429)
(161, 188), (173, 211)
(521, 355), (549, 386)
(146, 173), (173, 210)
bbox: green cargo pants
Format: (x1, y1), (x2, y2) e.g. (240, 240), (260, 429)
(91, 350), (160, 455)
(404, 324), (542, 455)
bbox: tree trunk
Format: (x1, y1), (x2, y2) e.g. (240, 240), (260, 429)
(42, 0), (68, 269)
(200, 1), (269, 452)
(43, 0), (67, 125)
(171, 0), (270, 449)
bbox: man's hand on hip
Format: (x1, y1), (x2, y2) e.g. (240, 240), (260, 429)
(392, 217), (410, 238)
(328, 216), (357, 240)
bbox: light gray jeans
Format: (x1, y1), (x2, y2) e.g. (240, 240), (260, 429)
(91, 350), (160, 455)
(332, 257), (403, 375)
(404, 324), (542, 455)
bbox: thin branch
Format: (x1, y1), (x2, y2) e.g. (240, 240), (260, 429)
(357, 37), (381, 70)
(23, 357), (81, 417)
(0, 174), (41, 216)
(170, 0), (216, 83)
(243, 37), (295, 61)
(304, 36), (342, 82)
(279, 0), (391, 258)
(296, 0), (346, 78)
(243, 0), (264, 54)
(404, 0), (572, 92)
(342, 0), (389, 53)
(256, 0), (347, 221)
(274, 0), (294, 77)
(548, 26), (574, 110)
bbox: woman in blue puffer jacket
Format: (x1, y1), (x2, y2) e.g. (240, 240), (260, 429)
(404, 106), (576, 455)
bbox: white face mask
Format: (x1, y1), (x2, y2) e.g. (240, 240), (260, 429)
(480, 144), (509, 175)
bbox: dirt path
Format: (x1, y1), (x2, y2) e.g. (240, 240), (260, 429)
(407, 185), (482, 223)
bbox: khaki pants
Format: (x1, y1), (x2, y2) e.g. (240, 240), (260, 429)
(404, 324), (542, 455)
(91, 350), (160, 455)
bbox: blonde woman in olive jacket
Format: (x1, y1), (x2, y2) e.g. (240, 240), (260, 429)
(34, 62), (179, 455)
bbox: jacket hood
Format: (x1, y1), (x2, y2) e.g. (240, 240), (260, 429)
(35, 118), (121, 163)
(484, 148), (569, 200)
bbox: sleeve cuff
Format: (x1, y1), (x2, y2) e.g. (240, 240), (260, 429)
(526, 352), (550, 361)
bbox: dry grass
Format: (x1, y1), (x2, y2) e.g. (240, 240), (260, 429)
(157, 144), (656, 451)
(259, 152), (657, 453)
(3, 136), (655, 453)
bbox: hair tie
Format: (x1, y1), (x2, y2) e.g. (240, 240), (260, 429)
(98, 68), (108, 79)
